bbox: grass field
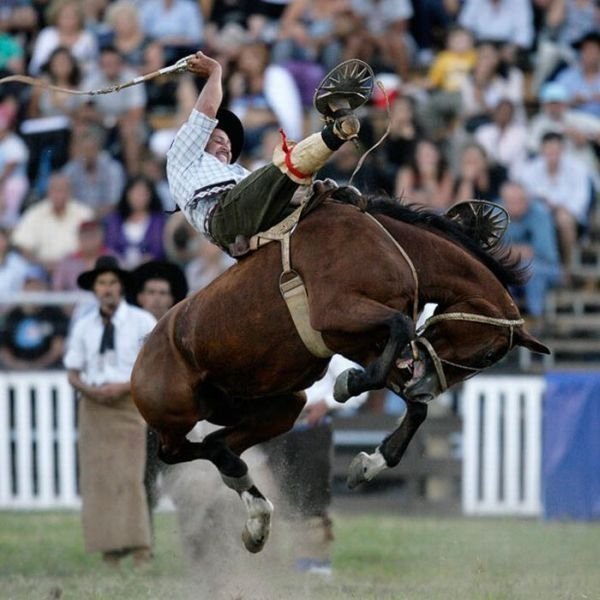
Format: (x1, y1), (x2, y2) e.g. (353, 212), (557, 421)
(1, 510), (599, 599)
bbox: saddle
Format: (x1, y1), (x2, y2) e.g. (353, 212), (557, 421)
(227, 180), (366, 258)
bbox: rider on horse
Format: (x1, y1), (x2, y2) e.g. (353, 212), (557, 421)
(167, 51), (372, 256)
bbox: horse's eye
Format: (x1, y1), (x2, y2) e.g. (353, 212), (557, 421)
(484, 350), (496, 364)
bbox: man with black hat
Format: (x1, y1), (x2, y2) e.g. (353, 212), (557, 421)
(167, 51), (372, 256)
(64, 255), (156, 567)
(130, 260), (188, 524)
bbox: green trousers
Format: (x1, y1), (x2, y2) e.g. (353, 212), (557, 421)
(208, 164), (300, 248)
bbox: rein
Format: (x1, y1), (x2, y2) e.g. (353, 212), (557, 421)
(415, 312), (524, 391)
(0, 54), (194, 96)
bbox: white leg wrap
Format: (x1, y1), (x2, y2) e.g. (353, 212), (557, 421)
(363, 448), (388, 480)
(272, 132), (334, 185)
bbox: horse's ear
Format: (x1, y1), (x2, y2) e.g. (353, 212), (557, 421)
(514, 328), (551, 355)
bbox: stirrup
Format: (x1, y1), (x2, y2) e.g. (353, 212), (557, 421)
(313, 59), (375, 122)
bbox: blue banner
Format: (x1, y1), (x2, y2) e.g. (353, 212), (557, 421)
(543, 372), (600, 520)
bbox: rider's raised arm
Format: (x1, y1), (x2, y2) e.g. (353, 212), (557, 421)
(188, 51), (223, 118)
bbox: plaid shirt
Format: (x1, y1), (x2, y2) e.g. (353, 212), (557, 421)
(166, 110), (250, 234)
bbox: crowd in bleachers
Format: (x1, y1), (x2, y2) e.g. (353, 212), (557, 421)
(0, 0), (600, 369)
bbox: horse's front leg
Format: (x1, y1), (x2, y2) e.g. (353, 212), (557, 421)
(347, 399), (428, 489)
(334, 312), (414, 402)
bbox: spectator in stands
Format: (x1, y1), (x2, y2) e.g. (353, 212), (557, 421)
(555, 30), (600, 119)
(0, 264), (68, 370)
(52, 219), (113, 291)
(317, 141), (387, 194)
(26, 46), (83, 120)
(80, 45), (146, 174)
(0, 0), (37, 38)
(228, 40), (304, 148)
(527, 81), (600, 185)
(410, 0), (461, 65)
(184, 235), (234, 293)
(458, 40), (525, 134)
(139, 0), (204, 57)
(0, 225), (31, 291)
(474, 98), (528, 173)
(0, 100), (29, 228)
(531, 0), (599, 94)
(378, 94), (424, 181)
(104, 175), (166, 269)
(0, 30), (25, 74)
(11, 172), (93, 272)
(264, 355), (367, 576)
(458, 0), (534, 62)
(28, 0), (98, 76)
(395, 138), (454, 211)
(23, 46), (83, 195)
(501, 180), (562, 328)
(453, 140), (508, 203)
(102, 0), (147, 70)
(61, 125), (125, 219)
(271, 0), (347, 71)
(347, 0), (416, 79)
(512, 131), (593, 269)
(64, 255), (155, 567)
(130, 259), (188, 528)
(143, 42), (180, 130)
(417, 25), (478, 140)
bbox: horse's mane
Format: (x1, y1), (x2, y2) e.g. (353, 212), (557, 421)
(365, 196), (528, 288)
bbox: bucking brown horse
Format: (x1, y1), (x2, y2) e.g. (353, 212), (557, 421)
(131, 191), (549, 553)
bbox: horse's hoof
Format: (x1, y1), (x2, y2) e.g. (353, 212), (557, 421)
(242, 525), (268, 554)
(347, 451), (370, 489)
(241, 512), (271, 553)
(240, 494), (273, 554)
(333, 369), (353, 403)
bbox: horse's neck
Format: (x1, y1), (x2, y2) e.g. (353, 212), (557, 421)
(386, 218), (508, 309)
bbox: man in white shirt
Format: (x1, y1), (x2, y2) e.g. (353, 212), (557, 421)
(512, 131), (593, 268)
(64, 255), (156, 567)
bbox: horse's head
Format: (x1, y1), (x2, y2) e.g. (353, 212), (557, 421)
(400, 299), (550, 401)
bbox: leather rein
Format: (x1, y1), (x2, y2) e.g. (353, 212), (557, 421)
(364, 213), (524, 392)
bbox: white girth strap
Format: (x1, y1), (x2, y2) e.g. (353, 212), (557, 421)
(247, 205), (333, 358)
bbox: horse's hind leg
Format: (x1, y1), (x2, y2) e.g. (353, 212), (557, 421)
(208, 391), (305, 553)
(334, 312), (414, 402)
(161, 391), (306, 553)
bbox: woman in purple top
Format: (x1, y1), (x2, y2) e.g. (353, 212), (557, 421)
(104, 175), (166, 268)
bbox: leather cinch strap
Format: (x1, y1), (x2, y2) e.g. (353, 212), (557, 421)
(248, 205), (333, 358)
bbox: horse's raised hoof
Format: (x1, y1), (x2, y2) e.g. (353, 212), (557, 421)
(240, 492), (273, 553)
(347, 451), (370, 489)
(334, 368), (359, 403)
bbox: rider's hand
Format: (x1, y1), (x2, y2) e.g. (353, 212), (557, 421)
(186, 51), (222, 78)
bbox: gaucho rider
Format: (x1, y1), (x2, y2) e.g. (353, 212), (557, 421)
(167, 51), (372, 255)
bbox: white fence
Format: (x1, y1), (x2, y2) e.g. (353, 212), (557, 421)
(0, 371), (80, 509)
(462, 376), (545, 516)
(0, 371), (545, 514)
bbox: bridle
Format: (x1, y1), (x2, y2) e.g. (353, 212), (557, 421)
(363, 212), (524, 392)
(413, 312), (524, 391)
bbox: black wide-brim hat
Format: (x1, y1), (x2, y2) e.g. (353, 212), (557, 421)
(77, 255), (131, 290)
(131, 260), (189, 304)
(572, 30), (600, 50)
(216, 107), (244, 163)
